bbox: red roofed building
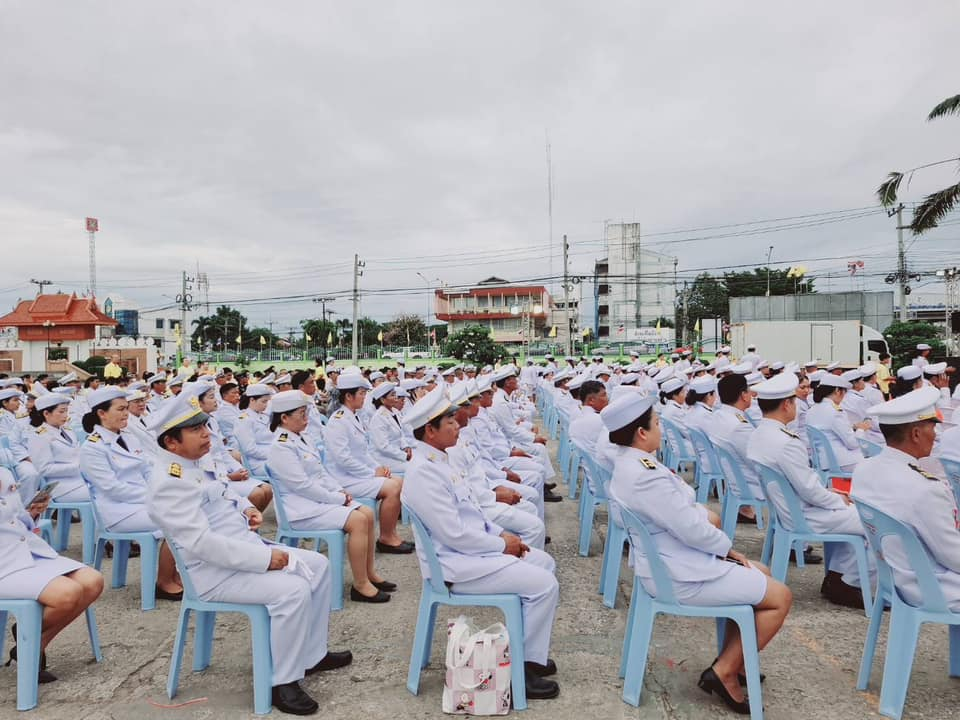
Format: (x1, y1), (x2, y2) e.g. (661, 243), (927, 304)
(435, 277), (552, 345)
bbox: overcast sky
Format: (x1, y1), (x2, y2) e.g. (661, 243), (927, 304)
(1, 1), (957, 333)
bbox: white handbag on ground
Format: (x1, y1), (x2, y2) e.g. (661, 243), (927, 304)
(442, 615), (512, 715)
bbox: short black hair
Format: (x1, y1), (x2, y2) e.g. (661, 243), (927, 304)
(758, 396), (789, 414)
(812, 384), (836, 404)
(580, 380), (605, 403)
(412, 414), (445, 441)
(219, 382), (239, 397)
(718, 374), (747, 405)
(158, 427), (185, 449)
(291, 370), (312, 390)
(608, 406), (654, 447)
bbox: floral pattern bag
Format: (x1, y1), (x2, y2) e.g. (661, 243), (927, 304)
(442, 615), (512, 715)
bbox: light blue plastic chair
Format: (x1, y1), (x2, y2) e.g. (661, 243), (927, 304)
(687, 427), (725, 504)
(806, 426), (854, 487)
(756, 462), (873, 617)
(941, 458), (960, 509)
(575, 443), (607, 557)
(615, 503), (765, 718)
(0, 600), (102, 711)
(264, 467), (346, 611)
(714, 442), (773, 565)
(566, 443), (582, 499)
(84, 477), (161, 611)
(858, 437), (884, 459)
(402, 505), (528, 710)
(43, 485), (97, 565)
(659, 417), (696, 475)
(557, 412), (572, 486)
(579, 451), (628, 608)
(853, 500), (960, 720)
(165, 541), (273, 715)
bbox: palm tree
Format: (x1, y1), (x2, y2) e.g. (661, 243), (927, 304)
(877, 94), (960, 233)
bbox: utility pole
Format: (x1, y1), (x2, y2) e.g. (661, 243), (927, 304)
(177, 270), (194, 368)
(29, 278), (52, 296)
(680, 281), (689, 347)
(352, 254), (364, 365)
(895, 204), (908, 322)
(313, 296), (334, 361)
(562, 234), (572, 356)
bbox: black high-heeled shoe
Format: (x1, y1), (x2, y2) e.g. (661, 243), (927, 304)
(698, 667), (751, 715)
(5, 646), (58, 684)
(711, 655), (765, 686)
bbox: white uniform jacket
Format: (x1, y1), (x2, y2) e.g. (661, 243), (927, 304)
(401, 441), (514, 584)
(710, 405), (763, 498)
(684, 402), (717, 473)
(148, 448), (271, 596)
(214, 403), (241, 450)
(79, 424), (152, 529)
(323, 406), (379, 483)
(265, 429), (348, 522)
(608, 446), (733, 583)
(806, 400), (863, 469)
(125, 414), (157, 459)
(234, 409), (273, 475)
(27, 423), (87, 498)
(0, 467), (58, 583)
(368, 406), (409, 473)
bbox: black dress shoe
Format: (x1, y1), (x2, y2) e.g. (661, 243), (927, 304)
(544, 536), (552, 545)
(5, 645), (57, 684)
(544, 482), (557, 491)
(271, 681), (318, 715)
(524, 671), (560, 699)
(306, 650), (354, 675)
(820, 571), (865, 609)
(350, 586), (391, 603)
(697, 667), (751, 715)
(375, 540), (415, 554)
(543, 489), (563, 503)
(372, 579), (397, 592)
(155, 585), (184, 601)
(524, 659), (557, 677)
(736, 512), (757, 525)
(790, 547), (823, 564)
(710, 655), (764, 685)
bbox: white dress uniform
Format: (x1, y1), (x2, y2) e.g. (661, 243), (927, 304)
(660, 398), (693, 455)
(215, 402), (241, 450)
(205, 414), (263, 497)
(0, 407), (40, 503)
(491, 389), (555, 481)
(747, 418), (867, 586)
(402, 441), (558, 664)
(470, 409), (546, 500)
(79, 424), (159, 536)
(806, 400), (863, 472)
(569, 405), (611, 491)
(323, 406), (387, 498)
(0, 466), (84, 599)
(609, 445), (767, 605)
(148, 448), (331, 686)
(447, 430), (545, 549)
(461, 420), (543, 517)
(684, 402), (718, 473)
(27, 422), (90, 502)
(852, 446), (960, 608)
(146, 390), (166, 414)
(368, 406), (409, 476)
(125, 413), (158, 460)
(710, 404), (764, 498)
(266, 428), (359, 530)
(234, 408), (273, 476)
(940, 425), (960, 464)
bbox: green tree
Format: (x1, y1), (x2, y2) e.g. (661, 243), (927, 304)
(878, 93), (960, 233)
(723, 268), (815, 297)
(245, 326), (283, 351)
(443, 325), (507, 365)
(648, 316), (675, 328)
(680, 273), (728, 333)
(383, 314), (426, 345)
(336, 317), (383, 348)
(882, 320), (946, 369)
(191, 305), (248, 349)
(300, 317), (337, 352)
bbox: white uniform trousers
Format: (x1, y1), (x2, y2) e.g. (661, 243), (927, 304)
(451, 548), (558, 665)
(528, 444), (555, 481)
(200, 548), (331, 686)
(486, 500), (546, 550)
(808, 505), (873, 588)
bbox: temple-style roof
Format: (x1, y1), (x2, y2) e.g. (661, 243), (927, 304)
(0, 293), (117, 328)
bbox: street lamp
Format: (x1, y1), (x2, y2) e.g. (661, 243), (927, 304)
(416, 273), (440, 356)
(937, 267), (959, 352)
(510, 302), (543, 360)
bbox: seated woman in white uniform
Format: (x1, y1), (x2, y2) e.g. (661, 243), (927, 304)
(78, 387), (183, 600)
(805, 373), (865, 473)
(658, 376), (694, 459)
(233, 384), (275, 476)
(27, 393), (90, 502)
(266, 390), (395, 604)
(367, 383), (411, 476)
(0, 464), (103, 683)
(601, 393), (792, 715)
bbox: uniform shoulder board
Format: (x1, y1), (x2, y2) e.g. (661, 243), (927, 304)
(735, 413), (748, 424)
(908, 463), (940, 481)
(87, 432), (101, 443)
(35, 425), (47, 434)
(168, 462), (182, 478)
(640, 457), (657, 470)
(779, 427), (800, 440)
(238, 413), (247, 420)
(334, 410), (344, 418)
(15, 411), (27, 419)
(278, 432), (288, 443)
(832, 402), (843, 412)
(427, 452), (437, 462)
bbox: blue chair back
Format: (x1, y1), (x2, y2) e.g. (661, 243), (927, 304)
(852, 499), (950, 613)
(404, 506), (452, 597)
(166, 539), (202, 602)
(714, 441), (760, 502)
(688, 427), (720, 474)
(263, 467), (294, 529)
(942, 458), (960, 509)
(858, 438), (884, 458)
(578, 447), (611, 500)
(756, 462), (814, 534)
(615, 502), (678, 605)
(0, 436), (9, 449)
(658, 417), (693, 465)
(807, 425), (845, 474)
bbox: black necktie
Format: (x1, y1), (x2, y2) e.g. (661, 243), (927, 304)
(61, 430), (71, 443)
(117, 436), (129, 451)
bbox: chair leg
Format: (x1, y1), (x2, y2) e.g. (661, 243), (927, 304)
(249, 609), (273, 715)
(769, 533), (791, 582)
(166, 607), (192, 701)
(857, 588), (887, 690)
(760, 519), (774, 566)
(112, 540), (130, 589)
(949, 625), (960, 678)
(502, 602), (527, 711)
(619, 576), (640, 678)
(720, 496), (739, 540)
(878, 609), (921, 720)
(578, 489), (596, 557)
(54, 508), (71, 551)
(622, 603), (655, 707)
(193, 611), (216, 671)
(93, 538), (107, 572)
(601, 524), (625, 609)
(13, 605), (43, 711)
(85, 606), (103, 662)
(406, 591), (436, 695)
(324, 535), (345, 612)
(81, 508), (97, 566)
(140, 539), (159, 611)
(733, 615), (764, 720)
(851, 541), (873, 618)
(695, 468), (708, 504)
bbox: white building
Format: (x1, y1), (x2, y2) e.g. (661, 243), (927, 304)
(593, 222), (676, 342)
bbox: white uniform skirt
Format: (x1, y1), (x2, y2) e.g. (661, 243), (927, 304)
(640, 563), (768, 607)
(0, 554), (86, 600)
(338, 475), (386, 499)
(289, 502), (361, 532)
(227, 477), (267, 497)
(109, 509), (164, 539)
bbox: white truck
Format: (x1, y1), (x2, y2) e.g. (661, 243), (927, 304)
(729, 320), (889, 367)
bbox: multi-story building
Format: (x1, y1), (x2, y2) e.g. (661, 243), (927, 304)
(593, 222), (676, 342)
(435, 277), (552, 345)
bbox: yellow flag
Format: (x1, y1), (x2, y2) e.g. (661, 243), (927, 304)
(306, 333), (312, 342)
(259, 335), (267, 345)
(656, 318), (661, 331)
(326, 331), (333, 344)
(548, 325), (557, 338)
(581, 327), (590, 338)
(377, 330), (383, 342)
(694, 319), (701, 333)
(235, 334), (242, 343)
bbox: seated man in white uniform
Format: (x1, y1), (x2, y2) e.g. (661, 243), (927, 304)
(147, 392), (352, 716)
(447, 381), (547, 550)
(367, 382), (411, 476)
(602, 393), (791, 714)
(806, 374), (865, 473)
(747, 372), (871, 609)
(401, 386), (561, 701)
(323, 373), (411, 554)
(851, 386), (960, 610)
